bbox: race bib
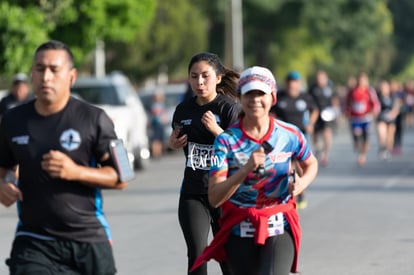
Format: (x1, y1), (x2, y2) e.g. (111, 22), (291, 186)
(352, 101), (367, 114)
(239, 213), (284, 238)
(186, 142), (214, 171)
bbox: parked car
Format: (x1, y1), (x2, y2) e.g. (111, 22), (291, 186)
(138, 83), (188, 150)
(0, 90), (7, 99)
(71, 72), (150, 170)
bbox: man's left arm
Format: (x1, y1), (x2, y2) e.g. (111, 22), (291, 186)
(41, 150), (128, 190)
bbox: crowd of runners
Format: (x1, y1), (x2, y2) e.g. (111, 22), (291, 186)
(0, 40), (413, 275)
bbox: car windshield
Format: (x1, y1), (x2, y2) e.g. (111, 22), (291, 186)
(71, 85), (125, 106)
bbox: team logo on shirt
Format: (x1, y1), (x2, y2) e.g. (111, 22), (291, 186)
(234, 152), (249, 167)
(323, 87), (333, 97)
(233, 151), (292, 166)
(269, 152), (292, 163)
(181, 119), (192, 125)
(295, 99), (307, 111)
(278, 100), (288, 109)
(60, 129), (81, 151)
(11, 135), (29, 145)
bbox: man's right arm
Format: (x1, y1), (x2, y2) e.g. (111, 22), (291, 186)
(0, 167), (23, 207)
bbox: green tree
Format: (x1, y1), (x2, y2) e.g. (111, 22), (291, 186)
(0, 0), (155, 79)
(304, 0), (394, 82)
(240, 0), (393, 84)
(241, 0), (330, 82)
(0, 3), (50, 78)
(106, 0), (208, 84)
(191, 1), (226, 57)
(50, 0), (156, 72)
(388, 0), (414, 79)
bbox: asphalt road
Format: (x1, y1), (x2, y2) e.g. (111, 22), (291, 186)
(1, 119), (414, 275)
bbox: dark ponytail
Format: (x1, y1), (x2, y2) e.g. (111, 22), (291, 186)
(188, 52), (240, 100)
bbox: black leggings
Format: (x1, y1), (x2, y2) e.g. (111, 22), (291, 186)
(178, 194), (232, 275)
(225, 231), (294, 275)
(394, 113), (404, 147)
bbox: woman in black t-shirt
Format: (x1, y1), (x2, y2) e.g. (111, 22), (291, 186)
(169, 52), (240, 275)
(376, 80), (401, 160)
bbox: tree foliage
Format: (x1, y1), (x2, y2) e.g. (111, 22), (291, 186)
(388, 0), (414, 79)
(302, 0), (393, 82)
(0, 3), (50, 76)
(0, 0), (155, 80)
(106, 0), (208, 83)
(50, 0), (155, 68)
(1, 0), (413, 87)
(241, 0), (394, 84)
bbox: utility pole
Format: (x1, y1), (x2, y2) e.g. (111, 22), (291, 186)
(225, 0), (244, 71)
(94, 40), (105, 77)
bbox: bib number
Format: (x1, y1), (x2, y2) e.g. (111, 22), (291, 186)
(186, 142), (214, 171)
(352, 101), (367, 114)
(239, 213), (284, 238)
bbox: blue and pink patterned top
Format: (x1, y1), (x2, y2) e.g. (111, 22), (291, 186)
(210, 116), (312, 209)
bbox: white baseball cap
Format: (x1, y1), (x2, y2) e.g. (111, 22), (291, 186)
(237, 66), (277, 95)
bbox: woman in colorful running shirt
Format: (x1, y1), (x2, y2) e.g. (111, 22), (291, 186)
(169, 52), (240, 275)
(190, 66), (318, 275)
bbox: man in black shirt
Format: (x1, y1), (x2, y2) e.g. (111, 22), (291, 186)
(271, 71), (318, 209)
(308, 70), (339, 166)
(0, 40), (127, 275)
(271, 71), (318, 135)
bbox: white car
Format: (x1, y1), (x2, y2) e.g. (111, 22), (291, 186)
(71, 72), (150, 170)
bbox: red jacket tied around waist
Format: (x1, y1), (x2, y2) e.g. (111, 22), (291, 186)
(190, 199), (301, 273)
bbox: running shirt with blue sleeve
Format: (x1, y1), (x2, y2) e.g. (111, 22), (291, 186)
(210, 116), (311, 208)
(0, 97), (118, 243)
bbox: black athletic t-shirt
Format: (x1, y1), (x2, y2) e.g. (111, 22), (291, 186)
(0, 97), (117, 243)
(377, 93), (398, 123)
(0, 93), (34, 117)
(271, 90), (317, 133)
(172, 93), (240, 195)
(308, 82), (336, 111)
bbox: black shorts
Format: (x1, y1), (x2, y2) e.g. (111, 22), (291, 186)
(6, 236), (117, 275)
(314, 118), (336, 132)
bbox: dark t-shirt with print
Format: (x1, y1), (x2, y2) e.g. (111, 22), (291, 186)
(172, 93), (240, 195)
(271, 90), (317, 134)
(0, 97), (117, 243)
